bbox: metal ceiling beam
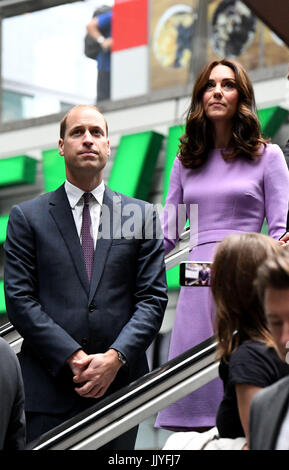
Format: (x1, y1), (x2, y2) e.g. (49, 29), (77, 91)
(242, 0), (289, 47)
(0, 0), (83, 18)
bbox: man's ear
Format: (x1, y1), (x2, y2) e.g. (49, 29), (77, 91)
(58, 139), (64, 156)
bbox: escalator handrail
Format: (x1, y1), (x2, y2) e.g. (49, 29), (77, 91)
(69, 362), (219, 451)
(29, 334), (218, 450)
(0, 321), (15, 337)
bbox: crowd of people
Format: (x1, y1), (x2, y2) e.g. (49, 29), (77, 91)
(1, 57), (289, 451)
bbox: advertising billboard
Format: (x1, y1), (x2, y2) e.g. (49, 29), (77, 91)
(150, 0), (199, 91)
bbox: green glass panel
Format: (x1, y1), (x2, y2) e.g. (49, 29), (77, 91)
(0, 281), (5, 314)
(163, 124), (185, 204)
(0, 155), (36, 187)
(261, 219), (268, 235)
(0, 215), (9, 244)
(258, 106), (289, 138)
(42, 148), (66, 193)
(108, 131), (164, 201)
(162, 125), (186, 290)
(166, 265), (180, 289)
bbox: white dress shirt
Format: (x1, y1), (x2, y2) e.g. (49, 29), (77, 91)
(64, 180), (105, 249)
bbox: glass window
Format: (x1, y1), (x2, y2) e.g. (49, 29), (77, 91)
(1, 0), (111, 121)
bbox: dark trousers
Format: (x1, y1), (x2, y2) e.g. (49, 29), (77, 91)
(97, 70), (110, 102)
(26, 411), (138, 450)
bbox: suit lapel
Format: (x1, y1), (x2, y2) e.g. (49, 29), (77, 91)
(88, 186), (121, 304)
(48, 185), (90, 295)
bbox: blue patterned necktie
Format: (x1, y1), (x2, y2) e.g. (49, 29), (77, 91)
(81, 192), (94, 281)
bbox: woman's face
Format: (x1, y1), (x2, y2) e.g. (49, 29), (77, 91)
(202, 64), (239, 124)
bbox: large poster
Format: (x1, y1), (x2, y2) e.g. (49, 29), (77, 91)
(207, 0), (289, 70)
(150, 0), (199, 91)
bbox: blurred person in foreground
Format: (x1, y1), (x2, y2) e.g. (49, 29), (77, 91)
(156, 58), (289, 431)
(164, 233), (289, 450)
(4, 105), (167, 449)
(212, 233), (289, 449)
(282, 65), (289, 165)
(250, 247), (289, 450)
(0, 337), (25, 449)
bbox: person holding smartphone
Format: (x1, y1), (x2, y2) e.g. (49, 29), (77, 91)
(156, 59), (289, 432)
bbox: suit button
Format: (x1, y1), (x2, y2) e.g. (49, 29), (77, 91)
(82, 337), (88, 347)
(89, 304), (95, 312)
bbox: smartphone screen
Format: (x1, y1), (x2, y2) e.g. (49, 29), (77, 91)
(179, 261), (212, 286)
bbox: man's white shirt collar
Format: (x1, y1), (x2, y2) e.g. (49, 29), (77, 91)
(65, 180), (105, 208)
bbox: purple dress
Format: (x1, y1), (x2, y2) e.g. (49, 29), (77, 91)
(156, 145), (289, 429)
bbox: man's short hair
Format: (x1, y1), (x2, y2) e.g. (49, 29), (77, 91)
(256, 247), (289, 302)
(60, 105), (108, 139)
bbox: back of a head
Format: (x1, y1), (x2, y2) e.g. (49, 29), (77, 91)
(94, 5), (111, 16)
(211, 233), (280, 358)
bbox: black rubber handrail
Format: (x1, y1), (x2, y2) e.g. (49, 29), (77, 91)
(0, 321), (15, 337)
(28, 334), (218, 450)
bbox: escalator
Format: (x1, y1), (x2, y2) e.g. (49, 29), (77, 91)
(0, 324), (219, 450)
(0, 321), (22, 354)
(1, 227), (220, 450)
(28, 335), (218, 450)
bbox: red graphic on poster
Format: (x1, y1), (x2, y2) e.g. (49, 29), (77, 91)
(113, 0), (148, 51)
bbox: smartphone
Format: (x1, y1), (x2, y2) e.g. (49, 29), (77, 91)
(179, 261), (212, 286)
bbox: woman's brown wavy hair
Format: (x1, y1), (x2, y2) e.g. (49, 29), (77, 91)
(211, 233), (280, 362)
(179, 59), (268, 169)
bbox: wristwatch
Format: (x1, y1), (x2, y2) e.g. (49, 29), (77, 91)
(96, 35), (105, 45)
(117, 351), (127, 366)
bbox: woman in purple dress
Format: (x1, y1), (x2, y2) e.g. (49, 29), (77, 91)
(156, 59), (289, 431)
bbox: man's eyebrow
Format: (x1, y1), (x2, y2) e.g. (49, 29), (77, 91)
(69, 125), (84, 132)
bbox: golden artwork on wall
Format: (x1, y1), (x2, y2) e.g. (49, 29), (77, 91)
(150, 0), (199, 90)
(150, 0), (288, 93)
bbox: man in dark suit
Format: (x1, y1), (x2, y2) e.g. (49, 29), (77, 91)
(250, 247), (289, 450)
(0, 337), (26, 449)
(4, 105), (168, 447)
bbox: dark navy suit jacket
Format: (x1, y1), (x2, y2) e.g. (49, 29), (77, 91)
(4, 185), (167, 415)
(250, 375), (289, 450)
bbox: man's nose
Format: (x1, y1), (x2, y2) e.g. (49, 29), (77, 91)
(83, 130), (93, 144)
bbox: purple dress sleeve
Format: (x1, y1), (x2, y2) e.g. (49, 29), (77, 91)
(162, 157), (185, 255)
(264, 144), (289, 239)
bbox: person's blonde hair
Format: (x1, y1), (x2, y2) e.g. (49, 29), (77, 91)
(211, 233), (280, 361)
